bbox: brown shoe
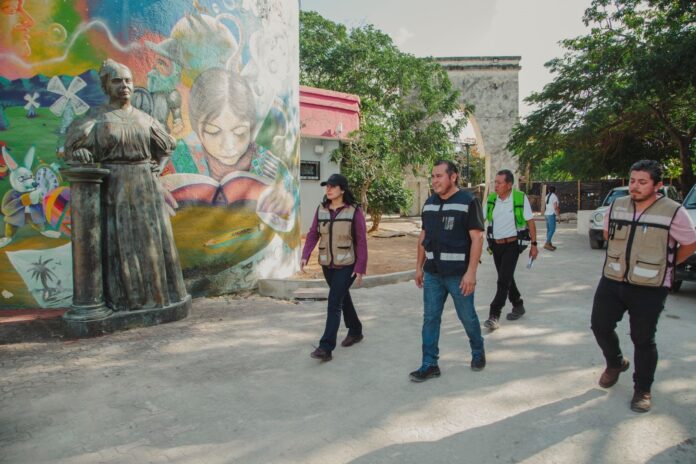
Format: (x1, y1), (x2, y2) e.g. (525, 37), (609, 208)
(543, 243), (554, 251)
(341, 334), (364, 347)
(630, 390), (652, 413)
(310, 347), (332, 362)
(599, 358), (630, 388)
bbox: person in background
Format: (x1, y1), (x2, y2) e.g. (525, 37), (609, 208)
(544, 185), (560, 251)
(483, 169), (538, 330)
(301, 174), (368, 362)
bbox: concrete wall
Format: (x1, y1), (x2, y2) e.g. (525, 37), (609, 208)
(0, 0), (300, 309)
(299, 138), (340, 233)
(437, 57), (521, 189)
(404, 167), (430, 217)
(576, 210), (593, 235)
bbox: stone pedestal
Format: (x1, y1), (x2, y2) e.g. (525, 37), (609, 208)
(62, 166), (112, 327)
(60, 164), (192, 339)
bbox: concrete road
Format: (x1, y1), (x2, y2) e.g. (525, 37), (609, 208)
(2, 224), (695, 464)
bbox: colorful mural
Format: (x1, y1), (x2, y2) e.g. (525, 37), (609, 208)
(0, 0), (300, 309)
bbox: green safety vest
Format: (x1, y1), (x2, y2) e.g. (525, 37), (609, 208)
(486, 189), (527, 230)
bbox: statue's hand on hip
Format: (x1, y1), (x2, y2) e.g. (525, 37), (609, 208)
(71, 148), (94, 164)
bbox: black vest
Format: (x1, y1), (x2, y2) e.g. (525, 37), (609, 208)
(421, 190), (474, 276)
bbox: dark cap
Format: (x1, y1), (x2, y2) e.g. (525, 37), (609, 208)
(320, 173), (349, 189)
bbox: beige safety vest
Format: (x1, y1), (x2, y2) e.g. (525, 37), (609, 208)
(317, 205), (356, 267)
(603, 195), (680, 287)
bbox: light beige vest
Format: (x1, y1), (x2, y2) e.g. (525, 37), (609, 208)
(603, 195), (680, 287)
(317, 205), (356, 267)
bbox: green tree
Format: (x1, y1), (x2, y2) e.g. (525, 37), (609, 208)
(508, 0), (696, 189)
(300, 11), (466, 230)
(356, 174), (412, 232)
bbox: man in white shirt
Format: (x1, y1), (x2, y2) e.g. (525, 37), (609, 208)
(544, 186), (560, 250)
(483, 170), (538, 330)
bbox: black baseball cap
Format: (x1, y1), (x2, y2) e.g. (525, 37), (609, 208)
(320, 173), (349, 189)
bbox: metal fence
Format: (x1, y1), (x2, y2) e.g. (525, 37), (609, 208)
(519, 180), (626, 213)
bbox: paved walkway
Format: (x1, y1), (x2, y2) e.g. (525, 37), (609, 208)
(2, 224), (695, 463)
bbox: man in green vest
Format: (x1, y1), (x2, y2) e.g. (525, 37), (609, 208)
(483, 169), (538, 330)
(591, 160), (696, 413)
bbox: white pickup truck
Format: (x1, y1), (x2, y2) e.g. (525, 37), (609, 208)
(588, 185), (682, 249)
(674, 183), (696, 292)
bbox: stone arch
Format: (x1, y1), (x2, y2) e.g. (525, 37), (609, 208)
(437, 56), (521, 188)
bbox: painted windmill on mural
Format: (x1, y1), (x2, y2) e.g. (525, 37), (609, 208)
(24, 92), (40, 118)
(47, 76), (90, 134)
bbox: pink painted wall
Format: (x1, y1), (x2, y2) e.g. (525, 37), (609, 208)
(300, 86), (359, 139)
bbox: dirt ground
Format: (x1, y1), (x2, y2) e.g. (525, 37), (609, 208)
(295, 224), (420, 280)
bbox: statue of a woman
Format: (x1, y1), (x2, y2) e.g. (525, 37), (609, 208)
(65, 59), (188, 312)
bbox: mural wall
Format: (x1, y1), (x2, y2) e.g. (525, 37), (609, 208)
(0, 0), (300, 309)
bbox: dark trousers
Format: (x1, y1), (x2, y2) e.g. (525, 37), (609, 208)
(319, 265), (362, 352)
(489, 241), (523, 318)
(591, 277), (668, 392)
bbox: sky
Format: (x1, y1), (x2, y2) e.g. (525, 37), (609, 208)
(300, 0), (593, 117)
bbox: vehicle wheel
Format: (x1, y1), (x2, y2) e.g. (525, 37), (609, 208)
(671, 280), (683, 293)
(589, 238), (604, 249)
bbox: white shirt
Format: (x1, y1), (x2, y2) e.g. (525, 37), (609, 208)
(491, 193), (533, 239)
(544, 193), (559, 216)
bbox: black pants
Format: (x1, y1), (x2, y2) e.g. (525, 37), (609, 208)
(489, 241), (523, 318)
(319, 265), (362, 352)
(591, 277), (668, 392)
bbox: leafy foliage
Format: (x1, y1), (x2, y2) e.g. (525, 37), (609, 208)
(300, 11), (465, 228)
(508, 0), (696, 190)
(357, 175), (412, 232)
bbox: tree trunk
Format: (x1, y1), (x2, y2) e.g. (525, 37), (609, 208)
(677, 138), (695, 193)
(358, 180), (372, 228)
(368, 211), (381, 233)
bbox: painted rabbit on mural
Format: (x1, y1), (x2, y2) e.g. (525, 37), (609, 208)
(0, 146), (60, 248)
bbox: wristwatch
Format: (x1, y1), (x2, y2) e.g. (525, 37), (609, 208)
(531, 241), (538, 246)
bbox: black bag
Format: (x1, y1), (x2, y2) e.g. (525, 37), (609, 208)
(517, 228), (531, 254)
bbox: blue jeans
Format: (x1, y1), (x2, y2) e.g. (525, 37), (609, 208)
(421, 271), (484, 368)
(319, 265), (362, 352)
(545, 214), (557, 243)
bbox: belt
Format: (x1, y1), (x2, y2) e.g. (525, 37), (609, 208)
(493, 236), (517, 244)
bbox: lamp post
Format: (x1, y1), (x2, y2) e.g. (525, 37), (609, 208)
(461, 138), (475, 187)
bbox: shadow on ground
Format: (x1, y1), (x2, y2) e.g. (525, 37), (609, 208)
(1, 225), (695, 463)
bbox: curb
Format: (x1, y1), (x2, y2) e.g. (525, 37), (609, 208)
(258, 270), (416, 300)
(0, 309), (67, 344)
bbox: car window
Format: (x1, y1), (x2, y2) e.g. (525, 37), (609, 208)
(602, 189), (629, 206)
(683, 187), (696, 209)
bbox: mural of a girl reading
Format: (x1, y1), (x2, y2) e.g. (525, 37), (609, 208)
(159, 66), (299, 292)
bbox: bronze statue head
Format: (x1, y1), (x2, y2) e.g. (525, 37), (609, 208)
(99, 59), (133, 105)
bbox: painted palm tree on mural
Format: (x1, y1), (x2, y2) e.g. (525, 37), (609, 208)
(28, 256), (58, 300)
